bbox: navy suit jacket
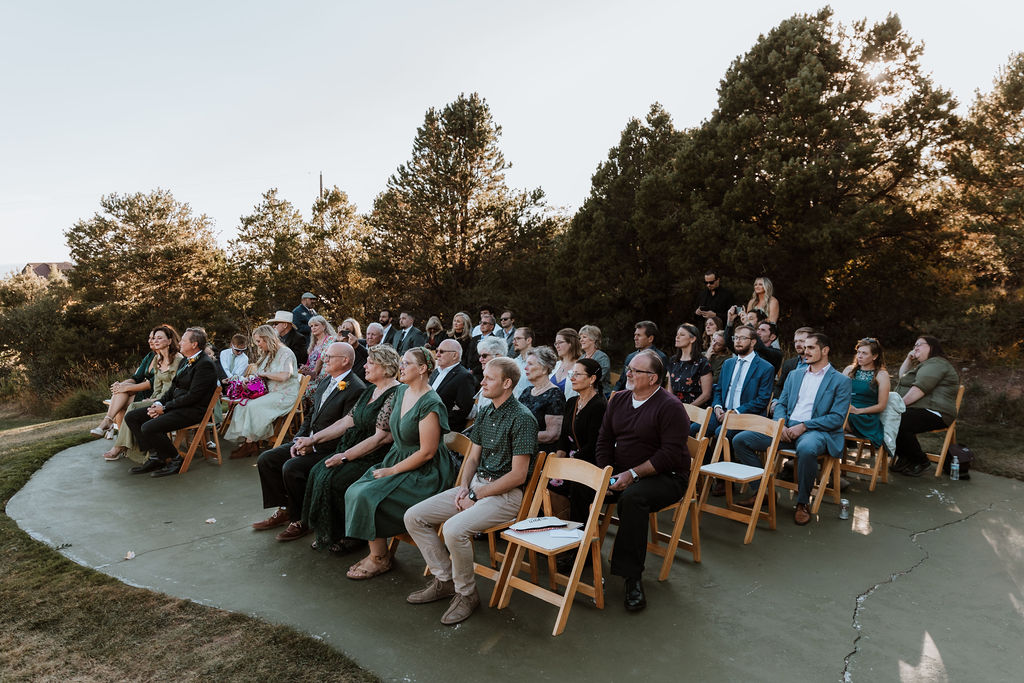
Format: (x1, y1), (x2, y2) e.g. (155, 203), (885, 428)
(774, 365), (852, 457)
(712, 353), (774, 416)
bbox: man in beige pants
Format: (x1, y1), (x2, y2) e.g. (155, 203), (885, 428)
(404, 357), (538, 625)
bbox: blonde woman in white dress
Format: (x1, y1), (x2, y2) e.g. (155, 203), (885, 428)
(224, 324), (300, 447)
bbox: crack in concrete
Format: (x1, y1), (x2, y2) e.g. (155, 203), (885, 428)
(91, 524), (252, 569)
(841, 505), (993, 682)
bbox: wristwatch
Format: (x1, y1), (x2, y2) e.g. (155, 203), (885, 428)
(339, 455), (348, 463)
(629, 468), (640, 481)
(468, 489), (478, 502)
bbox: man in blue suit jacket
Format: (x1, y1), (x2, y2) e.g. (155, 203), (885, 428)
(732, 332), (851, 525)
(700, 325), (774, 444)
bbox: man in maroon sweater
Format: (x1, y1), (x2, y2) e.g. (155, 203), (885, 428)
(595, 349), (691, 612)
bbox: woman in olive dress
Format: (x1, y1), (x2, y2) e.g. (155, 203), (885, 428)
(301, 345), (402, 552)
(343, 347), (455, 579)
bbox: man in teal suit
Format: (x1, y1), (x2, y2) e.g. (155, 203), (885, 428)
(732, 331), (851, 525)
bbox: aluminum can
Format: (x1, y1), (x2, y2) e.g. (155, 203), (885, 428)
(838, 498), (850, 520)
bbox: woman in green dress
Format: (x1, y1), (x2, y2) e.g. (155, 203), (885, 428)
(343, 347), (455, 580)
(842, 337), (890, 448)
(301, 344), (402, 552)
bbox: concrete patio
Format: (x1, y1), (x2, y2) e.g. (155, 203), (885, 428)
(8, 438), (1023, 682)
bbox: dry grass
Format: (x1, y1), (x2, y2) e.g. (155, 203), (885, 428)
(0, 430), (377, 683)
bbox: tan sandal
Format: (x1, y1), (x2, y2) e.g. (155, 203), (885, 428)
(346, 554), (392, 580)
(103, 448), (126, 461)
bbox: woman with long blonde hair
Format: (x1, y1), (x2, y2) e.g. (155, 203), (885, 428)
(223, 324), (300, 450)
(746, 276), (780, 323)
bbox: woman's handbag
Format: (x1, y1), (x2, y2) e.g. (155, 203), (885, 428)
(224, 375), (268, 405)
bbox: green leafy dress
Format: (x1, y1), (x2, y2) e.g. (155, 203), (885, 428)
(301, 384), (399, 547)
(343, 384), (455, 540)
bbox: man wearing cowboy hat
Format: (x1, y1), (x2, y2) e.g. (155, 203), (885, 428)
(292, 292), (317, 337)
(267, 310), (309, 365)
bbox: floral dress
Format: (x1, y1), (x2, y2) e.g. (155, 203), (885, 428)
(300, 335), (336, 404)
(668, 355), (712, 405)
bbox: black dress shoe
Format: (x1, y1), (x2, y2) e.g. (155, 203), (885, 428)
(151, 457), (184, 478)
(889, 457), (909, 473)
(624, 577), (646, 612)
(130, 458), (166, 475)
(902, 461), (929, 477)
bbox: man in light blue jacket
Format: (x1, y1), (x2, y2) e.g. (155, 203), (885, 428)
(732, 331), (851, 525)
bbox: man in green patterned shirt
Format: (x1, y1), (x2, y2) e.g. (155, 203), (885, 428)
(404, 357), (538, 625)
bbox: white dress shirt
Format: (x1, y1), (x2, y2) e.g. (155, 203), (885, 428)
(790, 365), (828, 423)
(723, 351), (756, 410)
(430, 363), (456, 392)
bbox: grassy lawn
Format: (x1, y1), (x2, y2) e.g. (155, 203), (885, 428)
(0, 430), (377, 682)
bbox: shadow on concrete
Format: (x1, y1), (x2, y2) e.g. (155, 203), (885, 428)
(8, 439), (1024, 682)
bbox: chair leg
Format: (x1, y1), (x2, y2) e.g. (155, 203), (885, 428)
(496, 543), (527, 609)
(867, 444), (880, 491)
(932, 424), (956, 478)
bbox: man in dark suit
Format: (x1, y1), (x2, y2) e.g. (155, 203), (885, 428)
(732, 332), (851, 525)
(252, 342), (366, 540)
(126, 327), (218, 477)
(379, 309), (397, 347)
(429, 339), (476, 433)
(395, 310), (427, 354)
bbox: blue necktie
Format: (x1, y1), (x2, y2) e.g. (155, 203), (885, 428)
(727, 359), (746, 410)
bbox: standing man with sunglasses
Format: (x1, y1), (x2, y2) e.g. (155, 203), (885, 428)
(695, 269), (734, 324)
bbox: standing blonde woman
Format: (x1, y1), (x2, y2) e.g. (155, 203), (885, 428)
(579, 324), (612, 396)
(224, 324), (300, 447)
(746, 277), (780, 323)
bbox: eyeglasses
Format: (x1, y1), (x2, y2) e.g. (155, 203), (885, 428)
(625, 366), (656, 376)
(732, 335), (754, 341)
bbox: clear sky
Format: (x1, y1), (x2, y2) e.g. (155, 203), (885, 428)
(1, 0), (1020, 266)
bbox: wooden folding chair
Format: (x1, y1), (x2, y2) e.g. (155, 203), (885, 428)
(774, 446), (841, 514)
(596, 437), (709, 578)
(841, 407), (889, 491)
(494, 458), (613, 636)
(271, 374), (311, 448)
(173, 386), (223, 474)
(697, 412), (785, 545)
(388, 432), (472, 558)
(472, 451), (551, 606)
(684, 403), (712, 441)
(925, 384), (965, 477)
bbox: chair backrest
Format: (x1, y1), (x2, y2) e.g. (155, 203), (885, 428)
(686, 435), (710, 479)
(449, 432), (473, 460)
(684, 404), (712, 441)
(517, 451), (551, 520)
(536, 457), (611, 496)
(710, 411), (785, 463)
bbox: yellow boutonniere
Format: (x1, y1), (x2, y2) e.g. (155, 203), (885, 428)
(338, 381), (347, 391)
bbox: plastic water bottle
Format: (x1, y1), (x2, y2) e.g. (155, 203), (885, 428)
(950, 455), (960, 481)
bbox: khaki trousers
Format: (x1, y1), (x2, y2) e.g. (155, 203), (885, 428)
(404, 474), (522, 596)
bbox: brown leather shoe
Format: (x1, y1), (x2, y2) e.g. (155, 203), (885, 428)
(275, 521), (310, 542)
(794, 503), (811, 526)
(252, 508), (289, 531)
(736, 494), (769, 509)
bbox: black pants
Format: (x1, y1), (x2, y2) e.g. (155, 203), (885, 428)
(607, 473), (688, 580)
(125, 406), (200, 461)
(257, 443), (330, 511)
(895, 408), (948, 465)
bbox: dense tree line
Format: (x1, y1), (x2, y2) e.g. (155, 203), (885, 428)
(1, 9), (1021, 404)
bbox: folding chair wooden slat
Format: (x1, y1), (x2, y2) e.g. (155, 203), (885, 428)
(271, 374), (310, 449)
(684, 403), (712, 441)
(925, 384), (965, 478)
(773, 447), (841, 514)
(697, 412), (785, 545)
(494, 457), (613, 636)
(173, 386), (222, 474)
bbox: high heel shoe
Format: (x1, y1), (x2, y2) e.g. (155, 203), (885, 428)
(103, 448), (126, 461)
(104, 428), (117, 440)
(91, 417), (114, 436)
